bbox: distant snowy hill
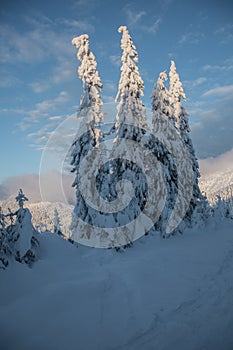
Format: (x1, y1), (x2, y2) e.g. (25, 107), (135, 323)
(1, 169), (232, 239)
(1, 219), (233, 350)
(0, 198), (73, 238)
(199, 169), (233, 204)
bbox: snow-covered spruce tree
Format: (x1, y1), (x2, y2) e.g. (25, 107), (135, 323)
(11, 189), (39, 265)
(1, 190), (39, 268)
(169, 60), (206, 224)
(109, 25), (151, 245)
(70, 34), (104, 240)
(54, 208), (63, 237)
(150, 71), (180, 236)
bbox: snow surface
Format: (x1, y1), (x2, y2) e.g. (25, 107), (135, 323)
(0, 219), (233, 350)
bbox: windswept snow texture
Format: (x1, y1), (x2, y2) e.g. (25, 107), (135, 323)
(1, 220), (233, 350)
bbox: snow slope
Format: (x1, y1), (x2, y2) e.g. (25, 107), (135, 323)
(199, 169), (233, 204)
(0, 219), (233, 350)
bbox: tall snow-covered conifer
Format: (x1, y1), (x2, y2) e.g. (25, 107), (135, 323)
(70, 34), (104, 239)
(169, 60), (204, 221)
(150, 71), (179, 236)
(109, 26), (149, 244)
(115, 25), (147, 134)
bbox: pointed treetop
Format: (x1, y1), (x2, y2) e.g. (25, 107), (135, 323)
(151, 70), (168, 107)
(115, 25), (144, 103)
(72, 34), (102, 92)
(15, 189), (28, 208)
(169, 60), (186, 103)
(118, 25), (127, 33)
(157, 70), (168, 89)
(71, 33), (103, 129)
(72, 34), (89, 53)
(151, 70), (173, 125)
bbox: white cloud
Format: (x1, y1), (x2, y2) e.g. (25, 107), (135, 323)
(29, 82), (49, 94)
(123, 5), (161, 34)
(146, 18), (162, 33)
(0, 16), (76, 64)
(203, 63), (233, 71)
(178, 33), (192, 45)
(184, 77), (207, 89)
(26, 112), (78, 154)
(16, 91), (70, 131)
(214, 23), (233, 44)
(168, 52), (173, 58)
(192, 77), (207, 86)
(191, 97), (233, 158)
(202, 84), (233, 98)
(102, 95), (115, 104)
(49, 116), (62, 121)
(109, 55), (121, 67)
(30, 91), (69, 116)
(178, 32), (204, 45)
(59, 19), (94, 32)
(0, 171), (75, 204)
(124, 7), (146, 27)
(29, 59), (75, 93)
(160, 0), (173, 11)
(105, 82), (116, 91)
(187, 100), (206, 116)
(199, 148), (233, 176)
(72, 0), (98, 15)
(202, 57), (233, 72)
(0, 75), (22, 88)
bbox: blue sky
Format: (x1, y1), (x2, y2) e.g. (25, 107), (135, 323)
(0, 0), (233, 189)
